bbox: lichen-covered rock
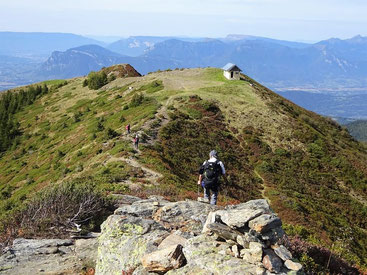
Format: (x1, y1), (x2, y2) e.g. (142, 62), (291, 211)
(241, 242), (263, 263)
(249, 214), (282, 234)
(114, 196), (169, 217)
(141, 244), (186, 273)
(94, 198), (300, 275)
(153, 200), (217, 234)
(165, 234), (265, 275)
(95, 215), (168, 275)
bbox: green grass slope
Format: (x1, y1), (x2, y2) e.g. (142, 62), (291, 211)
(0, 67), (367, 271)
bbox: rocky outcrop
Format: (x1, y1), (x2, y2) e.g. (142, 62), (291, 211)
(0, 196), (302, 274)
(0, 237), (98, 274)
(95, 196), (303, 275)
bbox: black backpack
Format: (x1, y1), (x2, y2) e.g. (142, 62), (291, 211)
(202, 160), (222, 187)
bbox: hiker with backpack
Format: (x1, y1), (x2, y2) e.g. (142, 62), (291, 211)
(126, 124), (130, 135)
(134, 134), (139, 149)
(198, 150), (228, 205)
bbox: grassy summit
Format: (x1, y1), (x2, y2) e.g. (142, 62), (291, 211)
(0, 67), (366, 271)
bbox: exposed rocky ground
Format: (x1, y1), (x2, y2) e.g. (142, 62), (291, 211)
(1, 196), (303, 274)
(0, 237), (98, 274)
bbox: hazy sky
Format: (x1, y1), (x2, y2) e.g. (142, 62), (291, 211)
(0, 0), (366, 41)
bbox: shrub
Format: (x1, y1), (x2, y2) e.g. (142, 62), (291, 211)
(0, 180), (115, 249)
(106, 128), (119, 139)
(129, 93), (144, 107)
(87, 71), (108, 90)
(96, 122), (104, 132)
(108, 74), (116, 82)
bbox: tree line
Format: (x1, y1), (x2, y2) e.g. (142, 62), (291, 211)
(0, 85), (49, 153)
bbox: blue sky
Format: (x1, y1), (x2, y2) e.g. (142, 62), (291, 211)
(0, 0), (366, 41)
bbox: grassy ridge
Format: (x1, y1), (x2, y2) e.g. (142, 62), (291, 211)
(0, 68), (366, 271)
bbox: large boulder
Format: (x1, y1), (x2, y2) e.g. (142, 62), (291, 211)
(95, 215), (168, 275)
(203, 199), (272, 231)
(153, 200), (217, 234)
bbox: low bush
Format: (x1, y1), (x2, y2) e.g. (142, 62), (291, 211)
(0, 180), (114, 250)
(129, 93), (144, 107)
(87, 71), (108, 90)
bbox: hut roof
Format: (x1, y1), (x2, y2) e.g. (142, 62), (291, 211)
(222, 63), (242, 72)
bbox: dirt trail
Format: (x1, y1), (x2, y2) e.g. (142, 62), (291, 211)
(106, 155), (162, 184)
(254, 169), (271, 204)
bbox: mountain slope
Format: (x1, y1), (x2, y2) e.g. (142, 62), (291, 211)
(38, 45), (131, 79)
(37, 44), (180, 78)
(0, 67), (366, 271)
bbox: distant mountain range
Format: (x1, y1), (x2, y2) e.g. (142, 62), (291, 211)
(35, 34), (367, 90)
(0, 32), (104, 57)
(2, 32), (367, 90)
(107, 36), (203, 57)
(2, 32), (367, 121)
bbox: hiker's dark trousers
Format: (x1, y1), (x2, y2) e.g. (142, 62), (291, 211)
(204, 185), (218, 205)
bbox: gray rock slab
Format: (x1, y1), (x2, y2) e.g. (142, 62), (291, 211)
(111, 194), (143, 206)
(249, 214), (282, 234)
(114, 199), (167, 217)
(215, 208), (264, 229)
(0, 237), (97, 275)
(230, 199), (271, 213)
(153, 200), (217, 234)
(273, 245), (292, 261)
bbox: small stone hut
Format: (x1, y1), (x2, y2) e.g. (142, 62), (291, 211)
(222, 63), (242, 80)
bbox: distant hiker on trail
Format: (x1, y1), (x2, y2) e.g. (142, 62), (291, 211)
(198, 150), (228, 205)
(134, 134), (139, 149)
(126, 124), (130, 134)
